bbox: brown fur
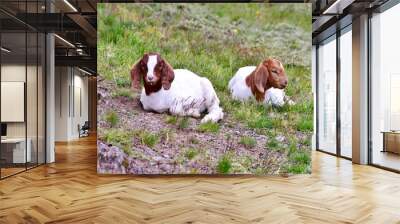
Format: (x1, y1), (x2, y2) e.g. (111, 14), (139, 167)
(245, 63), (270, 101)
(245, 58), (288, 102)
(143, 79), (163, 95)
(130, 53), (175, 95)
(160, 59), (175, 90)
(130, 59), (143, 90)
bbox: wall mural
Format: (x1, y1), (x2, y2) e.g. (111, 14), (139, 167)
(97, 3), (313, 175)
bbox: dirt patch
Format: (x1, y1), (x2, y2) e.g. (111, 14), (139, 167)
(97, 78), (288, 175)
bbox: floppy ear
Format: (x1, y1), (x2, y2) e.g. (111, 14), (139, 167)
(161, 59), (175, 90)
(254, 62), (269, 94)
(130, 59), (142, 90)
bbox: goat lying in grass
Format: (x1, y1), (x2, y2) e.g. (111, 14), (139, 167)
(228, 58), (290, 107)
(131, 53), (224, 123)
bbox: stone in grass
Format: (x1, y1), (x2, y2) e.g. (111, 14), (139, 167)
(126, 160), (145, 174)
(276, 135), (285, 142)
(97, 142), (127, 174)
(159, 163), (171, 172)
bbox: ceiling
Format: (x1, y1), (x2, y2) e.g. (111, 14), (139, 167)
(0, 0), (97, 74)
(312, 0), (390, 43)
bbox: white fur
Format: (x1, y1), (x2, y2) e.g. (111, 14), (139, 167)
(228, 66), (256, 101)
(140, 69), (224, 123)
(228, 66), (286, 106)
(146, 55), (158, 80)
(264, 88), (285, 107)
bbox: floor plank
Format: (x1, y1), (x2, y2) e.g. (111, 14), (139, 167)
(0, 135), (399, 223)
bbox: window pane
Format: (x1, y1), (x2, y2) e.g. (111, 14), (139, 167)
(0, 0), (46, 179)
(340, 28), (352, 158)
(27, 31), (38, 169)
(1, 30), (27, 177)
(371, 4), (400, 171)
(318, 36), (337, 154)
(38, 32), (45, 165)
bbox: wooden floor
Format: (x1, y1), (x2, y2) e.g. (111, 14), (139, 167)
(1, 135), (400, 224)
(1, 167), (26, 178)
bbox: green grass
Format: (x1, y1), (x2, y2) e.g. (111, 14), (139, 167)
(285, 163), (309, 174)
(217, 155), (232, 174)
(111, 88), (133, 99)
(291, 151), (311, 164)
(165, 116), (178, 125)
(247, 117), (274, 129)
(208, 4), (312, 33)
(239, 136), (257, 148)
(288, 138), (298, 154)
(184, 148), (198, 160)
(139, 131), (159, 147)
(104, 111), (119, 127)
(178, 117), (190, 129)
(285, 150), (311, 174)
(280, 138), (311, 174)
(266, 138), (280, 150)
(102, 129), (133, 154)
(197, 122), (220, 133)
(296, 117), (313, 132)
(165, 116), (190, 129)
(301, 137), (311, 147)
(98, 3), (312, 174)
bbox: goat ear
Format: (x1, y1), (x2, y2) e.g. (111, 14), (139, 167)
(161, 59), (174, 90)
(130, 59), (142, 90)
(254, 62), (269, 94)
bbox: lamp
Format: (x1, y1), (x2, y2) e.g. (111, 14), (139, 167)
(54, 34), (75, 48)
(78, 67), (93, 76)
(1, 47), (11, 53)
(63, 0), (78, 12)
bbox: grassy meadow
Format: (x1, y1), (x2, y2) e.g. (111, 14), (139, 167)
(97, 3), (313, 175)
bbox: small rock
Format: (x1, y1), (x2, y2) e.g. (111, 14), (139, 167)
(159, 163), (171, 172)
(276, 135), (285, 142)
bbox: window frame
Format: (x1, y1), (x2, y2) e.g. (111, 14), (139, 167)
(315, 23), (353, 161)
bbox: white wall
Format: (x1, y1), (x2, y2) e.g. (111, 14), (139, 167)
(55, 67), (89, 141)
(1, 82), (25, 122)
(72, 73), (89, 138)
(55, 66), (69, 141)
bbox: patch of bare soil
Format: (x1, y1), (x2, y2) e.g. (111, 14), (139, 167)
(97, 78), (288, 175)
